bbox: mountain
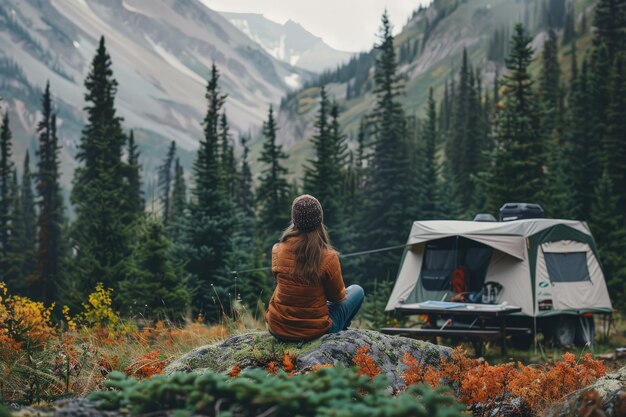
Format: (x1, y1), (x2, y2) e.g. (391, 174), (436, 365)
(0, 0), (312, 190)
(221, 12), (352, 73)
(272, 0), (596, 180)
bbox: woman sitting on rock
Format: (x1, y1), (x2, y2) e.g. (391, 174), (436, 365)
(266, 195), (365, 342)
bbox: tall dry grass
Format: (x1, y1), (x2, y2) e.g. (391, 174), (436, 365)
(0, 282), (263, 405)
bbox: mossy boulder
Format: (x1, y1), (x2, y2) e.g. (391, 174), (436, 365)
(544, 365), (626, 417)
(165, 329), (450, 388)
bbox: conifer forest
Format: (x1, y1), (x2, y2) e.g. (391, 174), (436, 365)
(0, 0), (625, 322)
(1, 0), (626, 414)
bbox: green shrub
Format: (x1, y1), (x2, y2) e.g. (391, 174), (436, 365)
(0, 404), (11, 417)
(89, 366), (465, 416)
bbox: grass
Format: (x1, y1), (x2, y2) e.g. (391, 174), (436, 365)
(0, 281), (267, 405)
(451, 312), (626, 369)
(2, 278), (622, 408)
(0, 318), (265, 405)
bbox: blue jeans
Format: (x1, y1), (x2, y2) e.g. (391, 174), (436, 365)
(328, 285), (365, 333)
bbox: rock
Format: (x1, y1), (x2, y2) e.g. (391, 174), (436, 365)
(9, 399), (121, 417)
(545, 365), (626, 417)
(165, 329), (450, 389)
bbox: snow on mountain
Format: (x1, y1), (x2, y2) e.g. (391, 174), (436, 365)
(221, 12), (352, 73)
(0, 0), (312, 189)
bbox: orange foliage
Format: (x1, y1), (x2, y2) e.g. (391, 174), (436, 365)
(0, 283), (239, 403)
(0, 333), (22, 360)
(352, 346), (381, 379)
(125, 350), (168, 379)
(437, 346), (479, 382)
(98, 353), (119, 376)
(508, 352), (605, 413)
(282, 352), (294, 372)
(401, 352), (424, 385)
(460, 362), (515, 405)
(402, 348), (607, 415)
(228, 364), (241, 378)
(266, 361), (279, 374)
(311, 364), (333, 372)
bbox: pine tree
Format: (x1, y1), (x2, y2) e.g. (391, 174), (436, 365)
(562, 2), (576, 45)
(125, 130), (144, 218)
(177, 63), (237, 320)
(439, 160), (463, 219)
(604, 53), (626, 216)
(590, 170), (626, 308)
(439, 80), (451, 133)
(593, 0), (626, 58)
(0, 112), (13, 260)
(20, 151), (36, 284)
(168, 157), (186, 242)
(303, 87), (330, 196)
(119, 218), (190, 321)
(447, 50), (484, 209)
(540, 29), (561, 128)
(570, 40), (578, 86)
(3, 169), (26, 291)
(419, 88), (440, 220)
(493, 68), (500, 107)
(545, 139), (579, 219)
(229, 134), (269, 310)
(581, 44), (613, 214)
(256, 106), (291, 249)
(158, 141), (176, 225)
(303, 88), (348, 233)
(362, 11), (416, 282)
(565, 57), (595, 218)
(487, 23), (544, 211)
(540, 26), (564, 180)
(326, 101), (350, 248)
(69, 36), (132, 300)
(237, 135), (255, 219)
(219, 112), (237, 200)
(34, 84), (65, 304)
(447, 49), (470, 179)
(548, 0), (566, 28)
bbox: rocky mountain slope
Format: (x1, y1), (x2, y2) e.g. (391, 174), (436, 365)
(0, 0), (311, 189)
(221, 12), (352, 73)
(272, 0), (597, 180)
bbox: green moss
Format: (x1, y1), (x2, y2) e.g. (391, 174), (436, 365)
(229, 333), (324, 365)
(184, 346), (221, 371)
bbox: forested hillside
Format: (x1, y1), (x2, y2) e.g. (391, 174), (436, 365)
(270, 0), (597, 179)
(0, 0), (624, 325)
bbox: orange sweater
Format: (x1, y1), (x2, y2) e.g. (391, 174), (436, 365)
(265, 240), (347, 341)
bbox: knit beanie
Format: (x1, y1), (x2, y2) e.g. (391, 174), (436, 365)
(292, 195), (323, 232)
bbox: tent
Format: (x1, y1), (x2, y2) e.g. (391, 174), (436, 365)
(385, 219), (613, 318)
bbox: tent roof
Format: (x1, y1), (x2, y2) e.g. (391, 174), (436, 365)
(408, 219), (592, 241)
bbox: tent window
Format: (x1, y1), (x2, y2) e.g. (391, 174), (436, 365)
(420, 237), (493, 292)
(422, 247), (457, 291)
(544, 252), (590, 283)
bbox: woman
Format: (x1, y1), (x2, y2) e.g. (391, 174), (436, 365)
(265, 195), (365, 342)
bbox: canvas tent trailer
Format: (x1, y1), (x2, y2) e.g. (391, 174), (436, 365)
(385, 219), (613, 344)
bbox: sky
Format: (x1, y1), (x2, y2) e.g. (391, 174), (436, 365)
(199, 0), (431, 52)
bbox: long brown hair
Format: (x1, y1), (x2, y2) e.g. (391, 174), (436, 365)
(279, 223), (333, 285)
